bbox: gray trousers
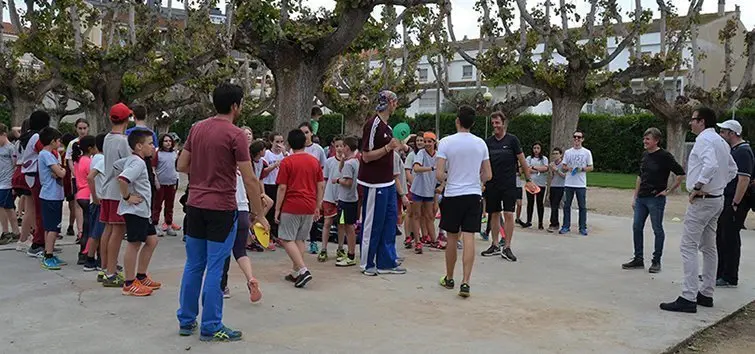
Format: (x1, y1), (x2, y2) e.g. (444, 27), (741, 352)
(680, 197), (724, 302)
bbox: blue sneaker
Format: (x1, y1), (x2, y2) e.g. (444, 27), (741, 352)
(558, 227), (570, 235)
(479, 232), (489, 241)
(199, 326), (242, 342)
(308, 242), (319, 254)
(53, 256), (68, 266)
(579, 229), (588, 236)
(178, 321), (197, 336)
(41, 257), (61, 270)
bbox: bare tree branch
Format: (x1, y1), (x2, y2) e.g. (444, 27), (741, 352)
(107, 7), (119, 50)
(445, 2), (477, 66)
(7, 0), (22, 34)
(559, 0), (569, 39)
(128, 2), (137, 46)
(728, 29), (755, 107)
(69, 6), (83, 52)
(585, 0), (599, 42)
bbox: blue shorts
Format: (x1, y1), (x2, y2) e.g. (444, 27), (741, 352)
(88, 203), (105, 240)
(411, 194), (434, 203)
(0, 189), (14, 209)
(40, 199), (63, 232)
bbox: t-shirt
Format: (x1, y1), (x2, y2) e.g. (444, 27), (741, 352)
(393, 152), (408, 196)
(410, 149), (437, 198)
(154, 150), (179, 186)
(117, 154), (152, 218)
(184, 117), (251, 211)
(125, 125), (159, 147)
(338, 158), (359, 202)
(262, 150), (285, 185)
(526, 156), (550, 187)
(0, 142), (16, 189)
(276, 153), (324, 214)
(358, 116), (394, 188)
(38, 150), (64, 201)
(437, 132), (489, 197)
(550, 160), (566, 187)
(563, 147), (593, 188)
(637, 149), (686, 198)
(404, 151), (416, 172)
(486, 133), (522, 191)
(20, 133), (40, 175)
(304, 143), (327, 169)
(102, 133), (132, 201)
(74, 155), (91, 200)
(322, 156), (341, 203)
(235, 171), (249, 212)
(725, 142), (754, 198)
(90, 154), (106, 200)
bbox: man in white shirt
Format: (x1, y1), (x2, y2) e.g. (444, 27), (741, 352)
(559, 130), (594, 236)
(435, 105), (492, 298)
(661, 107), (737, 313)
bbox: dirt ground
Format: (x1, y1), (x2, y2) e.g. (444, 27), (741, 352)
(587, 188), (755, 354)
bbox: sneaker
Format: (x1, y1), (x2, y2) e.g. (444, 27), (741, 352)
(697, 292), (714, 308)
(481, 214), (488, 223)
(421, 235), (432, 245)
(648, 261), (662, 273)
(516, 219), (525, 227)
(480, 244), (500, 257)
(458, 283), (471, 298)
(166, 229), (177, 237)
(414, 243), (423, 254)
(40, 257), (61, 270)
(308, 242), (319, 254)
(66, 225), (75, 236)
(246, 242), (265, 252)
(139, 276), (162, 290)
(622, 257), (644, 270)
(103, 274), (125, 288)
(284, 273), (297, 282)
(83, 260), (98, 272)
(522, 222), (532, 228)
(267, 242), (276, 251)
(363, 267), (378, 276)
(558, 227), (570, 235)
(432, 241), (446, 250)
(199, 326), (242, 342)
(538, 224), (544, 230)
(77, 253), (87, 265)
(294, 270), (313, 288)
(336, 248), (347, 260)
(547, 226), (558, 233)
(223, 287), (231, 298)
(403, 236), (413, 249)
(317, 250), (328, 262)
(178, 322), (198, 336)
(97, 271), (106, 282)
(660, 296), (697, 313)
(26, 245), (43, 257)
(335, 257), (356, 267)
(479, 231), (489, 241)
(53, 256), (67, 266)
(161, 223), (169, 232)
(15, 241), (30, 252)
(501, 247), (517, 262)
(579, 228), (588, 236)
(439, 276), (455, 289)
(0, 233), (11, 245)
(247, 279), (262, 303)
(171, 223), (181, 231)
(377, 266), (407, 275)
(122, 279), (153, 296)
(716, 278), (737, 288)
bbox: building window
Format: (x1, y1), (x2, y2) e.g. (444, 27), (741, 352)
(462, 65), (473, 79)
(418, 68), (428, 82)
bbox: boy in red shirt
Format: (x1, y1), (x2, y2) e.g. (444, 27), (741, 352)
(275, 129), (324, 288)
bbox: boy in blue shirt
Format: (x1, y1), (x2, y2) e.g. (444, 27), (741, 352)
(38, 127), (67, 270)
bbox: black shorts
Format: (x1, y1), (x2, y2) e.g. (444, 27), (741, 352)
(184, 206), (237, 243)
(124, 214), (157, 243)
(440, 195), (483, 233)
(484, 187), (519, 213)
(13, 188), (30, 196)
(337, 201), (358, 225)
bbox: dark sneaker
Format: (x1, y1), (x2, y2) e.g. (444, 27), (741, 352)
(102, 274), (124, 288)
(522, 222), (532, 228)
(538, 224), (544, 230)
(284, 273), (297, 282)
(26, 245), (43, 258)
(179, 321), (198, 336)
(199, 326), (242, 342)
(622, 258), (644, 270)
(458, 283), (470, 298)
(83, 260), (98, 272)
(697, 292), (713, 308)
(480, 244), (500, 257)
(501, 247), (517, 262)
(516, 219), (525, 227)
(547, 225), (558, 233)
(648, 261), (661, 273)
(377, 266), (407, 275)
(660, 296), (697, 313)
(77, 253), (87, 265)
(579, 228), (588, 236)
(716, 278), (737, 288)
(294, 270), (313, 288)
(414, 243), (423, 254)
(439, 276), (455, 289)
(558, 227), (570, 235)
(66, 225), (75, 236)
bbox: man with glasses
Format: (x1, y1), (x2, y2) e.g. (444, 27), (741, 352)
(660, 107), (737, 313)
(559, 130), (593, 236)
(715, 119), (753, 288)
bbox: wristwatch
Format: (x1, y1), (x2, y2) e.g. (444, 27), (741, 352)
(123, 194), (130, 201)
(525, 178), (532, 182)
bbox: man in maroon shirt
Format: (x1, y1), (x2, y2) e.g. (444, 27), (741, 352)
(176, 83), (268, 342)
(358, 90), (405, 276)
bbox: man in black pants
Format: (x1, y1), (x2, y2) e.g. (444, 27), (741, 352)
(716, 120), (753, 288)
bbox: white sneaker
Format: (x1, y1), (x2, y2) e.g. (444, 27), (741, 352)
(16, 241), (30, 252)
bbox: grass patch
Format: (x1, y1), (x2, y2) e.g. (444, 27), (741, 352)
(587, 172), (637, 189)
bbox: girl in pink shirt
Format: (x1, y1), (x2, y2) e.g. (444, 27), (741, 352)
(72, 136), (95, 264)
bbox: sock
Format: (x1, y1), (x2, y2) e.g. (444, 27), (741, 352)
(45, 253), (53, 259)
(299, 267), (308, 274)
(348, 253), (355, 260)
(124, 280), (134, 287)
(136, 273), (147, 280)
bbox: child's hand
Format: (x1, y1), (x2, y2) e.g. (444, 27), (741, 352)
(126, 194), (143, 205)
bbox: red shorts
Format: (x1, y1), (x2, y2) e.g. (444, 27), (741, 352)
(322, 201), (338, 218)
(99, 199), (125, 224)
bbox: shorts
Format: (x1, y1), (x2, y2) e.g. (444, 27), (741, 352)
(484, 187), (519, 213)
(278, 213), (314, 241)
(337, 201), (358, 225)
(0, 189), (15, 209)
(440, 195), (483, 233)
(99, 199), (125, 224)
(123, 214), (157, 243)
(184, 206), (237, 243)
(65, 181), (77, 202)
(516, 187), (523, 200)
(322, 201), (338, 218)
(412, 194), (434, 203)
(88, 203), (105, 239)
(40, 198), (63, 232)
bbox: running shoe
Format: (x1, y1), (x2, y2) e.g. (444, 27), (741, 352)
(458, 283), (471, 298)
(284, 273), (297, 282)
(166, 229), (177, 237)
(317, 250), (328, 262)
(223, 287), (231, 298)
(161, 223), (169, 232)
(481, 214), (488, 223)
(421, 235), (432, 245)
(122, 279), (153, 296)
(414, 243), (423, 254)
(501, 247), (517, 262)
(179, 321), (198, 336)
(53, 256), (68, 266)
(516, 219), (525, 227)
(579, 228), (588, 236)
(199, 326), (242, 342)
(246, 242), (265, 252)
(294, 270), (313, 288)
(308, 241), (319, 254)
(267, 241), (277, 251)
(26, 245), (43, 257)
(139, 276), (162, 290)
(403, 236), (413, 249)
(66, 225), (75, 236)
(440, 276), (455, 289)
(335, 257), (356, 267)
(377, 266), (407, 275)
(248, 279), (262, 303)
(547, 226), (558, 233)
(97, 271), (106, 282)
(40, 257), (61, 270)
(479, 231), (489, 241)
(363, 268), (378, 276)
(716, 278), (737, 288)
(0, 233), (12, 245)
(15, 240), (30, 252)
(83, 259), (98, 272)
(171, 223), (182, 231)
(336, 248), (347, 260)
(103, 274), (124, 287)
(77, 253), (87, 265)
(558, 227), (570, 235)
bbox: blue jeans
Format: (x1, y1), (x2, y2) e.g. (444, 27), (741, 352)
(562, 187), (587, 231)
(633, 196), (667, 261)
(176, 214), (238, 334)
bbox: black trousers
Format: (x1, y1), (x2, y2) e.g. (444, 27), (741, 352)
(716, 196), (749, 285)
(264, 184), (279, 238)
(549, 187), (564, 227)
(526, 188), (545, 226)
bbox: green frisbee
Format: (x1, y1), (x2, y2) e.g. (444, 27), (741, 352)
(393, 122), (411, 141)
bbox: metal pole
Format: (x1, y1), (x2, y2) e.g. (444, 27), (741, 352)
(435, 55), (441, 137)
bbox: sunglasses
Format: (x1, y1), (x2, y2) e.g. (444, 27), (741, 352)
(573, 136), (583, 139)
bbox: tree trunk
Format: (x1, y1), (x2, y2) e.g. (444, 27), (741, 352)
(9, 96), (37, 127)
(666, 117), (687, 167)
(270, 62), (323, 133)
(344, 114), (366, 137)
(549, 96), (585, 153)
(85, 104), (106, 134)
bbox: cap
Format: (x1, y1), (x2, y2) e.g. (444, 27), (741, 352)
(109, 103), (132, 123)
(717, 120), (742, 136)
(423, 132), (437, 141)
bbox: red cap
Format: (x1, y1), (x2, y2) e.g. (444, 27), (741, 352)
(110, 103), (132, 123)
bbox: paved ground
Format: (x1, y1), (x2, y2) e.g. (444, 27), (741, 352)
(1, 203), (754, 353)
